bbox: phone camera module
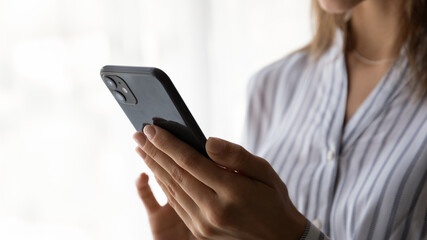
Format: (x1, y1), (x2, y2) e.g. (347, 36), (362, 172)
(104, 75), (137, 105)
(104, 77), (117, 89)
(113, 91), (126, 103)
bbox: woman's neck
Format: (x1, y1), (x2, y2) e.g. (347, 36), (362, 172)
(349, 0), (401, 60)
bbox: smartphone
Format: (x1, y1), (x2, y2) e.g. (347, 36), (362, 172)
(100, 65), (208, 158)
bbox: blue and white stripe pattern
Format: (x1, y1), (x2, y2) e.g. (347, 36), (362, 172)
(242, 32), (427, 240)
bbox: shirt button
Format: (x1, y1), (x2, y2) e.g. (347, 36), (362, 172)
(312, 218), (323, 229)
(327, 149), (335, 162)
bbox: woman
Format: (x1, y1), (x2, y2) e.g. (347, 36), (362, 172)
(133, 0), (427, 239)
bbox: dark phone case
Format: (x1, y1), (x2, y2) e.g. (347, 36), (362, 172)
(100, 65), (208, 158)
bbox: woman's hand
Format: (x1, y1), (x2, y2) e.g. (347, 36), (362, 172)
(136, 173), (197, 240)
(134, 125), (307, 240)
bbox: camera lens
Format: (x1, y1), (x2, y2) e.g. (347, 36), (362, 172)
(104, 77), (117, 89)
(113, 91), (126, 103)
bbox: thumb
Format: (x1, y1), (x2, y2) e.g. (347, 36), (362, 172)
(136, 173), (161, 213)
(206, 137), (275, 185)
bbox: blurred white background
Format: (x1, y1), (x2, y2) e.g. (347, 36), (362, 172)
(0, 0), (311, 239)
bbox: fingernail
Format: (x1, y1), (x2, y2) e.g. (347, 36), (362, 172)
(134, 133), (146, 146)
(206, 137), (224, 154)
(144, 125), (156, 140)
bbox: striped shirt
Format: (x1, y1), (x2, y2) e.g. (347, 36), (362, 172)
(242, 31), (427, 240)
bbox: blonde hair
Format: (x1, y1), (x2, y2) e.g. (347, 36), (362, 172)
(307, 0), (427, 95)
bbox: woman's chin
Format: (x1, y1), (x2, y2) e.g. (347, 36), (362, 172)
(318, 0), (362, 13)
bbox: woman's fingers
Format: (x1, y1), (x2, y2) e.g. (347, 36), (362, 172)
(134, 132), (217, 206)
(206, 137), (276, 187)
(136, 172), (160, 213)
(155, 177), (199, 237)
(139, 126), (227, 191)
(136, 146), (201, 216)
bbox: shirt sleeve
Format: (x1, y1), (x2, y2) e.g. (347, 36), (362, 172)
(300, 220), (330, 240)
